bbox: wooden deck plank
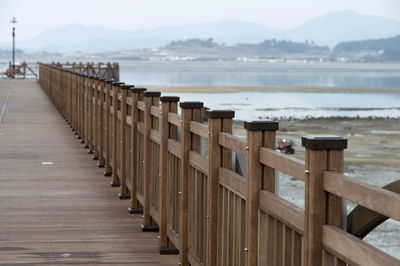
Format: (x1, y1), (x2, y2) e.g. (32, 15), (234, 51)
(0, 80), (178, 265)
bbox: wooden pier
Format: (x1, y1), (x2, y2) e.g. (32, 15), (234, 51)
(0, 79), (178, 265)
(0, 62), (399, 266)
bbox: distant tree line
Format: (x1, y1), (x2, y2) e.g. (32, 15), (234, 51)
(333, 35), (400, 53)
(257, 39), (329, 53)
(333, 35), (400, 61)
(166, 38), (329, 53)
(167, 38), (217, 48)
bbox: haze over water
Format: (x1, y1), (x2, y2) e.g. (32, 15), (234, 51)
(120, 61), (400, 120)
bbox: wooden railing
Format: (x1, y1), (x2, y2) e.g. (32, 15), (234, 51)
(38, 63), (400, 266)
(51, 62), (119, 81)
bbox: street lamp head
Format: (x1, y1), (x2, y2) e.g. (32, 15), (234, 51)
(11, 17), (17, 24)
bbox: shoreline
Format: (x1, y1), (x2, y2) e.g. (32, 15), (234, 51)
(146, 85), (400, 94)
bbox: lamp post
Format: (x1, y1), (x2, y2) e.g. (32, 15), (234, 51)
(11, 17), (17, 70)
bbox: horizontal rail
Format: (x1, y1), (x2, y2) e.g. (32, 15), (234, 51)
(151, 106), (161, 118)
(138, 122), (144, 134)
(219, 132), (247, 156)
(168, 112), (181, 127)
(189, 121), (208, 139)
(127, 96), (132, 106)
(150, 129), (160, 144)
(259, 190), (304, 234)
(137, 101), (145, 111)
(323, 171), (400, 221)
(189, 151), (208, 175)
(126, 115), (131, 126)
(168, 139), (181, 158)
(322, 225), (400, 266)
(260, 148), (305, 181)
(218, 167), (247, 199)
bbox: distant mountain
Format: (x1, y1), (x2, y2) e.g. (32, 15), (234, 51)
(1, 10), (399, 52)
(276, 11), (400, 46)
(4, 20), (274, 53)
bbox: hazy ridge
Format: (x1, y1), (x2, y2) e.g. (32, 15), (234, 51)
(2, 10), (400, 53)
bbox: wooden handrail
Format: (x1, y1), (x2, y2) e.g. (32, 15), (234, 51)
(259, 147), (305, 181)
(323, 171), (400, 221)
(218, 132), (247, 156)
(218, 167), (247, 199)
(322, 225), (399, 266)
(168, 112), (181, 127)
(189, 121), (208, 139)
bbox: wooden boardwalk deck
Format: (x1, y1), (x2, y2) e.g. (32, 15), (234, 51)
(0, 79), (178, 265)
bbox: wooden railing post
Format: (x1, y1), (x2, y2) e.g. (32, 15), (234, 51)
(110, 81), (124, 186)
(83, 74), (90, 149)
(179, 101), (204, 266)
(74, 72), (79, 136)
(159, 96), (180, 253)
(87, 76), (95, 154)
(71, 71), (76, 133)
(206, 110), (235, 266)
(65, 70), (71, 126)
(96, 78), (106, 166)
(103, 79), (114, 176)
(118, 85), (134, 199)
(142, 91), (161, 231)
(128, 88), (147, 214)
(244, 120), (279, 266)
(92, 77), (100, 160)
(301, 136), (347, 266)
(76, 73), (82, 139)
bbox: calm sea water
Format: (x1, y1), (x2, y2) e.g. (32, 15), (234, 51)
(120, 61), (400, 87)
(119, 61), (400, 119)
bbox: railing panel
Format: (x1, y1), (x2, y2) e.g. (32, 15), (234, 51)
(102, 100), (108, 161)
(188, 165), (208, 266)
(136, 132), (145, 202)
(116, 111), (122, 179)
(150, 140), (161, 224)
(109, 102), (115, 170)
(125, 122), (132, 190)
(259, 210), (303, 266)
(166, 151), (181, 248)
(217, 184), (246, 266)
(259, 190), (304, 234)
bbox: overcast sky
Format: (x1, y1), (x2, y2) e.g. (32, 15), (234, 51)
(0, 0), (399, 43)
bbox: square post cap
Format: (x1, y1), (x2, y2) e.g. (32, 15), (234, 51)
(105, 79), (114, 84)
(180, 101), (204, 109)
(130, 88), (147, 93)
(302, 135), (348, 150)
(120, 85), (134, 90)
(244, 120), (279, 131)
(207, 110), (235, 119)
(112, 81), (124, 86)
(144, 91), (161, 97)
(160, 96), (180, 103)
